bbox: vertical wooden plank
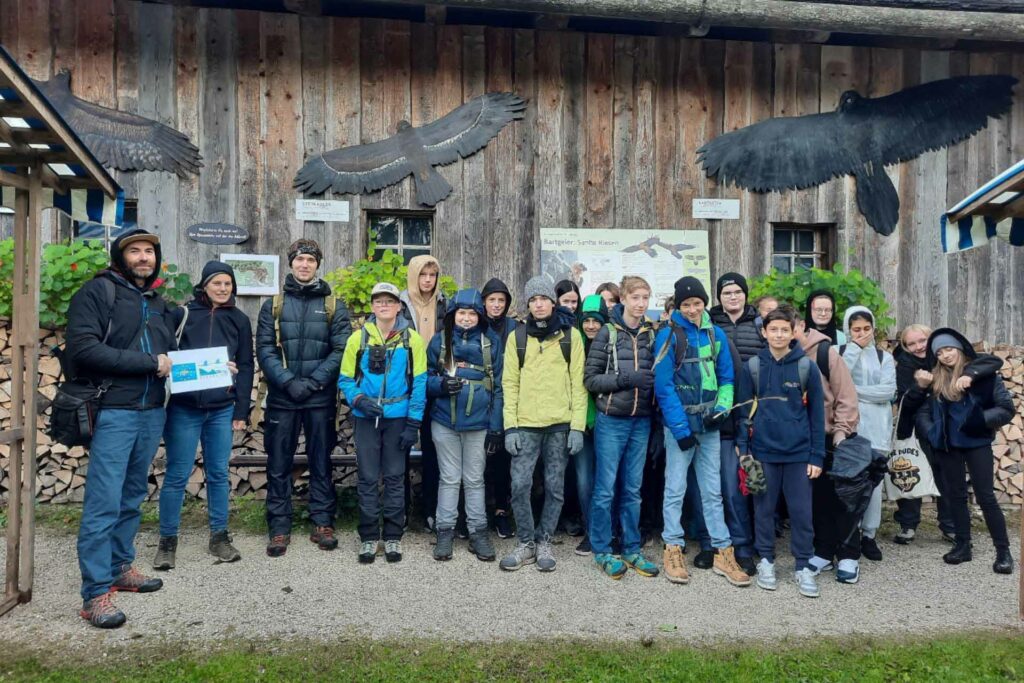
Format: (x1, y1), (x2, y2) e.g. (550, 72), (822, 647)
(379, 19), (412, 211)
(298, 15), (332, 271)
(15, 0), (52, 79)
(1010, 52), (1024, 345)
(234, 9), (265, 320)
(982, 52), (1014, 345)
(460, 25), (486, 285)
(720, 41), (754, 277)
(428, 24), (464, 280)
(583, 33), (614, 228)
(175, 6), (203, 279)
(113, 0), (140, 205)
(359, 19), (386, 220)
(611, 35), (635, 230)
(768, 44), (820, 226)
(73, 0), (116, 107)
(746, 42), (774, 276)
(483, 27), (516, 288)
(535, 30), (564, 230)
(838, 47), (874, 272)
(561, 32), (585, 228)
(51, 0), (77, 77)
(816, 45), (858, 229)
(943, 51), (971, 337)
(330, 17), (362, 266)
(630, 36), (656, 231)
(654, 37), (679, 228)
(512, 28), (538, 299)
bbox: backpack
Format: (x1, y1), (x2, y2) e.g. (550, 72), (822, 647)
(514, 324), (571, 369)
(439, 332), (498, 424)
(653, 320), (719, 372)
(354, 325), (415, 394)
(602, 322), (655, 375)
(746, 355), (814, 396)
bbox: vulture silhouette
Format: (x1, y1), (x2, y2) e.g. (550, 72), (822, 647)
(294, 92), (525, 206)
(32, 70), (202, 176)
(697, 75), (1017, 235)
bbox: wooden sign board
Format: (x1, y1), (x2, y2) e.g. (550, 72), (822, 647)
(295, 199), (350, 222)
(187, 223), (250, 245)
(692, 198), (740, 220)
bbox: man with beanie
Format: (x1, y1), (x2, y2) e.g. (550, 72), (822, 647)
(481, 277), (518, 539)
(256, 238), (351, 558)
(66, 229), (176, 628)
(707, 271), (764, 574)
(653, 276), (751, 588)
(500, 275), (587, 572)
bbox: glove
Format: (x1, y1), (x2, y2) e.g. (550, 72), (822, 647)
(485, 431), (504, 456)
(286, 379), (313, 402)
(567, 430), (585, 456)
(399, 419), (421, 451)
(440, 376), (463, 396)
(739, 454), (767, 495)
(676, 434), (698, 452)
(617, 370), (654, 391)
(504, 430), (521, 457)
(354, 395), (384, 418)
(702, 409), (730, 430)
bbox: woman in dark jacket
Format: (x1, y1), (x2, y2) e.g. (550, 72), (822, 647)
(155, 261), (255, 569)
(903, 327), (1014, 574)
(803, 289), (845, 346)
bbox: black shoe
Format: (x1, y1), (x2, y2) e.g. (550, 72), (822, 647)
(943, 539), (972, 565)
(693, 549), (715, 569)
(942, 530), (957, 544)
(493, 511), (514, 539)
(310, 526), (339, 551)
(469, 527), (497, 562)
(153, 535), (177, 570)
(209, 530), (241, 562)
(993, 547), (1014, 575)
(574, 536), (592, 556)
(861, 536), (883, 562)
(737, 555), (757, 576)
(434, 528), (455, 561)
(266, 534), (290, 558)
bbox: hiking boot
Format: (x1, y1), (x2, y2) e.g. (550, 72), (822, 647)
(310, 526), (339, 551)
(623, 552), (660, 578)
(693, 549), (715, 569)
(736, 555), (757, 576)
(755, 559), (776, 591)
(713, 547), (752, 587)
(469, 527), (496, 562)
(111, 565), (163, 593)
(384, 540), (403, 563)
(993, 547), (1014, 575)
(794, 568), (820, 598)
(493, 510), (514, 539)
(209, 530), (241, 563)
(536, 538), (556, 572)
(944, 539), (972, 565)
(80, 592), (126, 629)
(808, 555), (834, 576)
(359, 540), (378, 564)
(594, 553), (627, 579)
(434, 528), (456, 561)
(893, 527), (915, 545)
(663, 544), (689, 584)
(836, 559), (860, 584)
(499, 541), (536, 571)
(266, 534), (290, 558)
(575, 536), (592, 556)
(153, 535), (177, 571)
(861, 536), (883, 562)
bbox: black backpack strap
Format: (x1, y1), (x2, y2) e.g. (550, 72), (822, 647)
(672, 325), (689, 371)
(560, 329), (571, 365)
(816, 341), (831, 383)
(101, 277), (116, 344)
(876, 347), (884, 364)
(515, 325), (527, 369)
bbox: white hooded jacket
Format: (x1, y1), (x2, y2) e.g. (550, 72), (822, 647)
(841, 305), (897, 451)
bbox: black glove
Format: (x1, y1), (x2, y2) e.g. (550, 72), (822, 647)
(286, 379), (313, 402)
(618, 370), (654, 391)
(485, 431), (504, 456)
(354, 395), (384, 418)
(399, 419), (422, 451)
(440, 376), (463, 396)
(702, 410), (730, 430)
(676, 434), (698, 452)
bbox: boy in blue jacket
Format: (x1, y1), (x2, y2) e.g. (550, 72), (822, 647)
(736, 307), (826, 598)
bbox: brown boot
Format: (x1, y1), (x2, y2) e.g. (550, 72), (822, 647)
(662, 544), (689, 584)
(713, 546), (752, 587)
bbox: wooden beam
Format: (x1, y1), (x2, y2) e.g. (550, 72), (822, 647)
(0, 170), (28, 190)
(786, 0), (1024, 13)
(768, 29), (832, 44)
(0, 428), (25, 445)
(0, 152), (84, 165)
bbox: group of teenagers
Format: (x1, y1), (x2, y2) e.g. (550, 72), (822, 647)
(63, 228), (1016, 629)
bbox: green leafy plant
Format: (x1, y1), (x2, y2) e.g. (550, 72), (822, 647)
(749, 264), (896, 336)
(323, 243), (457, 315)
(154, 262), (194, 306)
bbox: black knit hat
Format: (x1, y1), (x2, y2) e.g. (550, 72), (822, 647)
(716, 272), (748, 301)
(674, 276), (709, 307)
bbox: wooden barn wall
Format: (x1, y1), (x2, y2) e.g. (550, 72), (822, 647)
(2, 2), (1023, 342)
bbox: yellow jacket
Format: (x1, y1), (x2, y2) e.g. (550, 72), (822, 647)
(502, 326), (587, 431)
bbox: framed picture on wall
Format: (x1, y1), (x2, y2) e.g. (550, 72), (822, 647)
(219, 253), (280, 296)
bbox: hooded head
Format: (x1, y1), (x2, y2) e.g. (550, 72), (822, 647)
(804, 289), (841, 344)
(481, 277), (513, 321)
(925, 327), (976, 367)
(406, 255), (442, 299)
(110, 229), (162, 291)
(577, 294), (608, 343)
(445, 288), (486, 331)
(842, 304), (875, 342)
(193, 260), (238, 307)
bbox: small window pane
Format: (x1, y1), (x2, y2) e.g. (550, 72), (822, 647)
(370, 216), (399, 245)
(404, 218), (432, 246)
(796, 256), (816, 270)
(773, 229), (792, 253)
(772, 255), (791, 273)
(402, 248), (431, 264)
(797, 230), (815, 253)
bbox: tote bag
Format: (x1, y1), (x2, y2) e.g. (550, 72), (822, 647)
(883, 399), (940, 500)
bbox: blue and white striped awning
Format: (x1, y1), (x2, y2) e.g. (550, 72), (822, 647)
(942, 158), (1024, 254)
(0, 181), (124, 225)
(941, 213), (1024, 253)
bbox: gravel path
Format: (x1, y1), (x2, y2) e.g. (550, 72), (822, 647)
(0, 526), (1020, 647)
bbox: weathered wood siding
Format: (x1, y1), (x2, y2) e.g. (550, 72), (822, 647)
(2, 1), (1023, 341)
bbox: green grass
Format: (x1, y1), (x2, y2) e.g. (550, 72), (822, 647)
(1, 631), (1023, 682)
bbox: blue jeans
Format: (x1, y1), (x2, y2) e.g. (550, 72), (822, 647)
(661, 427), (730, 548)
(590, 414), (650, 555)
(574, 433), (595, 526)
(77, 408), (165, 601)
(719, 437), (754, 558)
(159, 403), (234, 537)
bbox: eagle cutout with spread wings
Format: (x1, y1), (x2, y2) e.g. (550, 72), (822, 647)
(697, 75), (1017, 235)
(294, 92), (526, 206)
(32, 70), (202, 177)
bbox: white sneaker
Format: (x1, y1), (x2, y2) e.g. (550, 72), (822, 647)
(836, 559), (860, 584)
(794, 568), (820, 598)
(807, 555), (833, 576)
(756, 558), (777, 591)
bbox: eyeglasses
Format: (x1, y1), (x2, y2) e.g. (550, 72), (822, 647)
(372, 299), (399, 307)
(721, 291), (744, 298)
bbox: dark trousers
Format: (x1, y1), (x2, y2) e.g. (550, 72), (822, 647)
(640, 418), (666, 534)
(417, 408), (439, 518)
(811, 442), (861, 562)
(486, 445), (512, 512)
(754, 462), (814, 570)
(938, 445), (1009, 548)
(356, 417), (407, 542)
(264, 405), (337, 537)
(893, 439), (954, 534)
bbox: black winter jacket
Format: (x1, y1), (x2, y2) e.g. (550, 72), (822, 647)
(170, 297), (255, 421)
(583, 305), (656, 418)
(709, 304), (764, 362)
(65, 233), (176, 410)
(256, 275), (352, 409)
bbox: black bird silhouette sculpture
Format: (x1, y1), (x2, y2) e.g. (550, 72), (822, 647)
(697, 75), (1017, 235)
(294, 92), (525, 206)
(32, 70), (202, 176)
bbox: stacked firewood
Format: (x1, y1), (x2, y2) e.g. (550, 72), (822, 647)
(990, 344), (1024, 504)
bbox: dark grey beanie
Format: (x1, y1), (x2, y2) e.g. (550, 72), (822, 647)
(930, 333), (963, 355)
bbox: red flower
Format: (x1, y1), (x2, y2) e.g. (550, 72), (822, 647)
(70, 263), (78, 271)
(152, 277), (165, 288)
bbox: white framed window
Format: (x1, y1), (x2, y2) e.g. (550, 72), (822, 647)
(771, 223), (833, 273)
(368, 211), (434, 264)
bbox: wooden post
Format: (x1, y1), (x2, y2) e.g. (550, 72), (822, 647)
(1020, 502), (1023, 621)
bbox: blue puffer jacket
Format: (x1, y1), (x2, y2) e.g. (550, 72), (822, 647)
(427, 289), (504, 432)
(654, 310), (735, 440)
